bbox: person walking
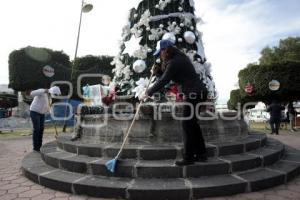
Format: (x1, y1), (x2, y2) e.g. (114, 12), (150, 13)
(267, 100), (285, 135)
(288, 101), (297, 132)
(141, 40), (208, 166)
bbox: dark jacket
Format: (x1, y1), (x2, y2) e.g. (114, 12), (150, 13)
(267, 102), (285, 121)
(147, 52), (207, 99)
(288, 103), (296, 115)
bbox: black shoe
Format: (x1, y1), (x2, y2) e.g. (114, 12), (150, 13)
(175, 159), (194, 166)
(71, 134), (81, 141)
(194, 155), (208, 162)
(269, 132), (274, 135)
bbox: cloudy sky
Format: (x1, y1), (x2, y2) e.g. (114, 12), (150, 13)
(1, 0), (300, 103)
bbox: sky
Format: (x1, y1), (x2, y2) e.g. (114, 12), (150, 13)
(1, 0), (300, 104)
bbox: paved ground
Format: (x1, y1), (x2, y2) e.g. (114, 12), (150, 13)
(1, 131), (300, 200)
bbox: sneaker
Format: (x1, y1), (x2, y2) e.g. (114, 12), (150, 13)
(175, 159), (194, 166)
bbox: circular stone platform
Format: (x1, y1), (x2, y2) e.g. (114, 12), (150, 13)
(79, 111), (248, 144)
(22, 111), (300, 199)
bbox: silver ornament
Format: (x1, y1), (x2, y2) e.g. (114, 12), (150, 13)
(133, 60), (147, 73)
(184, 31), (196, 44)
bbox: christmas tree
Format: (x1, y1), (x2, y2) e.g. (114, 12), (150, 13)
(111, 0), (216, 99)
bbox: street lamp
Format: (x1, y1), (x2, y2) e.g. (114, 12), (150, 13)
(71, 0), (93, 78)
(63, 0), (93, 132)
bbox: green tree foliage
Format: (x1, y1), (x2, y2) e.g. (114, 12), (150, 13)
(8, 46), (71, 91)
(260, 37), (300, 65)
(73, 55), (113, 86)
(229, 37), (300, 108)
(8, 46), (114, 100)
(238, 61), (300, 104)
(227, 89), (241, 110)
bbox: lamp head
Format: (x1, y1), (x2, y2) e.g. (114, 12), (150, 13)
(82, 3), (93, 13)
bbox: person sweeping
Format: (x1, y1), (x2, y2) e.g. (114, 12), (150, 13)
(29, 85), (61, 152)
(141, 40), (208, 166)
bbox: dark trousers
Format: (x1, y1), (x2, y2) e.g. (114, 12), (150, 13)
(30, 111), (45, 151)
(182, 97), (206, 160)
(270, 118), (280, 135)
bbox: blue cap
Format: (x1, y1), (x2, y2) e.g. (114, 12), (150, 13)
(153, 40), (174, 57)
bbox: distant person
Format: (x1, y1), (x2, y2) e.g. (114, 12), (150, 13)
(288, 101), (297, 132)
(30, 86), (60, 152)
(267, 100), (285, 135)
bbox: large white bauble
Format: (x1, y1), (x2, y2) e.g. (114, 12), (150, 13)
(184, 31), (196, 44)
(162, 32), (176, 44)
(133, 60), (147, 73)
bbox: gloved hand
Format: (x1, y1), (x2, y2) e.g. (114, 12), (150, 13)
(49, 86), (61, 96)
(138, 91), (149, 102)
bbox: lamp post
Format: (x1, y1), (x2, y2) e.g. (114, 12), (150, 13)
(62, 0), (93, 132)
(71, 0), (93, 79)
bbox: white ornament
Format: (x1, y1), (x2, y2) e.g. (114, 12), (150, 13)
(184, 31), (196, 44)
(134, 14), (138, 18)
(162, 32), (176, 44)
(133, 60), (147, 73)
(123, 36), (142, 56)
(133, 45), (148, 59)
(178, 7), (183, 11)
(156, 0), (171, 11)
(189, 0), (195, 7)
(172, 21), (177, 26)
(178, 38), (183, 42)
(167, 21), (181, 34)
(180, 23), (184, 27)
(123, 65), (132, 80)
(132, 77), (150, 98)
(148, 28), (164, 41)
(137, 10), (151, 28)
(190, 26), (194, 30)
(147, 48), (152, 53)
(146, 27), (151, 31)
(159, 24), (164, 28)
(156, 59), (161, 64)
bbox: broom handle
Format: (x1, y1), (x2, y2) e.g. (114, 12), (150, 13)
(47, 93), (59, 139)
(115, 70), (154, 159)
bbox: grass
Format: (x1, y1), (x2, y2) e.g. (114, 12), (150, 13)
(0, 121), (291, 139)
(0, 125), (73, 139)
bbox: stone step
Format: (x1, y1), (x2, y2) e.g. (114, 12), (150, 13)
(56, 133), (267, 160)
(40, 141), (284, 178)
(22, 149), (300, 200)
